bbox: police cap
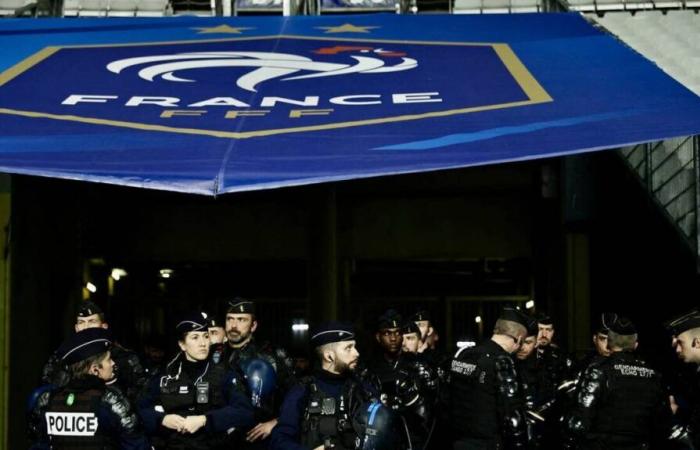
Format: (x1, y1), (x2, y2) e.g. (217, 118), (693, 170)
(402, 320), (421, 336)
(227, 297), (255, 315)
(524, 315), (538, 337)
(500, 307), (533, 330)
(665, 309), (700, 336)
(410, 309), (431, 322)
(205, 312), (223, 329)
(594, 312), (618, 335)
(310, 321), (355, 348)
(57, 328), (112, 366)
(377, 309), (402, 330)
(77, 300), (104, 319)
(536, 312), (553, 326)
(176, 312), (209, 334)
(608, 316), (637, 336)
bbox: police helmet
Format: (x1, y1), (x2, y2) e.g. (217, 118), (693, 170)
(240, 358), (277, 407)
(353, 400), (398, 450)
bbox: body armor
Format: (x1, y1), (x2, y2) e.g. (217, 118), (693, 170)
(300, 377), (361, 450)
(449, 339), (527, 449)
(46, 385), (114, 450)
(155, 359), (228, 450)
(564, 351), (671, 449)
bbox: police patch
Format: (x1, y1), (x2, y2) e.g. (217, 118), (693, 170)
(46, 412), (99, 436)
(451, 360), (477, 376)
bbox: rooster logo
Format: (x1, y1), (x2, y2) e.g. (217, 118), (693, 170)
(106, 46), (417, 93)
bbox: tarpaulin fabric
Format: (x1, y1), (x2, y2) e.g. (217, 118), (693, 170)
(0, 13), (699, 195)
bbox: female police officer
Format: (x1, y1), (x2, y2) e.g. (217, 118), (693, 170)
(138, 311), (255, 449)
(31, 327), (149, 450)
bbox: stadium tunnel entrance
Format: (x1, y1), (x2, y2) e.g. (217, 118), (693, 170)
(3, 150), (700, 448)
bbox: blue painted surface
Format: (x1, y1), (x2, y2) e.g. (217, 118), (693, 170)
(0, 14), (698, 195)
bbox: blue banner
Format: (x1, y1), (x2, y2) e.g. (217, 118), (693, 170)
(0, 14), (699, 195)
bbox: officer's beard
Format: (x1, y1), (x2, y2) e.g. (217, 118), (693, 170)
(227, 330), (250, 345)
(334, 359), (357, 375)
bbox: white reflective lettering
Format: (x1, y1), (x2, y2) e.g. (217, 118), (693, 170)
(329, 95), (381, 106)
(62, 95), (118, 105)
(46, 413), (99, 436)
(392, 92), (442, 104)
(260, 96), (319, 107)
(125, 96), (180, 107)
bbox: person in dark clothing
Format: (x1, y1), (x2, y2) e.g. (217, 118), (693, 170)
(400, 320), (439, 450)
(207, 315), (227, 365)
(367, 309), (405, 397)
(41, 300), (148, 402)
(514, 316), (542, 446)
(449, 307), (530, 450)
(367, 311), (433, 443)
(269, 321), (393, 450)
(223, 297), (296, 447)
(571, 313), (617, 377)
(138, 311), (255, 450)
(563, 317), (672, 449)
(665, 309), (700, 449)
(30, 327), (150, 450)
(534, 313), (573, 406)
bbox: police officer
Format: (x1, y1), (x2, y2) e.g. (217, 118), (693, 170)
(665, 308), (700, 448)
(412, 310), (434, 354)
(207, 314), (227, 365)
(449, 307), (529, 450)
(31, 328), (150, 450)
(514, 316), (538, 410)
(570, 313), (617, 378)
(367, 309), (404, 394)
(223, 297), (295, 447)
(269, 321), (393, 450)
(534, 313), (572, 404)
(400, 320), (439, 450)
(42, 301), (148, 401)
(563, 317), (671, 449)
(138, 312), (255, 449)
(514, 315), (546, 448)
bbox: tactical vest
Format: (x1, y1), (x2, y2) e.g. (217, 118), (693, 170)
(46, 387), (115, 450)
(157, 362), (228, 450)
(591, 355), (662, 444)
(300, 378), (359, 450)
(449, 346), (500, 442)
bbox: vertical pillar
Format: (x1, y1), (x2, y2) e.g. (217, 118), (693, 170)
(0, 175), (10, 450)
(565, 232), (591, 354)
(308, 186), (338, 323)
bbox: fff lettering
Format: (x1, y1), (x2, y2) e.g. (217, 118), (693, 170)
(46, 412), (99, 436)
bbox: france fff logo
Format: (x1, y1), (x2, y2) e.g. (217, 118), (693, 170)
(0, 36), (552, 139)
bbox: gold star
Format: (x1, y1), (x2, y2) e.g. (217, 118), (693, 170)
(192, 25), (254, 34)
(316, 23), (379, 34)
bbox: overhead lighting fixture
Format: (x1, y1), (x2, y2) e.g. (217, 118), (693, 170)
(159, 269), (173, 279)
(292, 323), (309, 332)
(526, 300), (535, 309)
(86, 282), (97, 293)
(111, 268), (128, 281)
(474, 316), (482, 324)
